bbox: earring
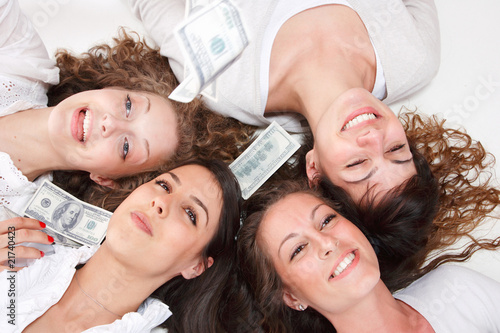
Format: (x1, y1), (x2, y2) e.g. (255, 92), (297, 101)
(298, 304), (305, 311)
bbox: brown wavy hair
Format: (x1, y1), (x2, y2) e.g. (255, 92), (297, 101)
(401, 110), (500, 274)
(47, 29), (255, 211)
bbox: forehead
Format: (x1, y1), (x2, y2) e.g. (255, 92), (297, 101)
(261, 193), (321, 237)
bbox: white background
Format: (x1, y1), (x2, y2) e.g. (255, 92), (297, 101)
(18, 0), (500, 282)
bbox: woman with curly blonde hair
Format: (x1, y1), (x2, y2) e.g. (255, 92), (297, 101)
(0, 0), (254, 268)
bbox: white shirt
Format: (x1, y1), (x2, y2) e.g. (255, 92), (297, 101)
(130, 0), (439, 131)
(0, 245), (172, 333)
(0, 0), (59, 218)
(394, 265), (500, 333)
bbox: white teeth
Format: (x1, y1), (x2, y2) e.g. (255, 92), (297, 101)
(342, 113), (376, 131)
(331, 252), (355, 279)
(82, 110), (90, 142)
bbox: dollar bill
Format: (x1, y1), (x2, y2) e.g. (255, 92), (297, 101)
(230, 122), (301, 200)
(169, 0), (248, 103)
(23, 180), (112, 247)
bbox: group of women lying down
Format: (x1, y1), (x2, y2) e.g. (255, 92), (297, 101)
(1, 0), (500, 332)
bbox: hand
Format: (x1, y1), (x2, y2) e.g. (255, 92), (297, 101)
(0, 217), (54, 272)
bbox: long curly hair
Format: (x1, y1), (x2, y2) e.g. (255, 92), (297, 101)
(400, 110), (500, 274)
(47, 29), (255, 211)
(292, 110), (500, 278)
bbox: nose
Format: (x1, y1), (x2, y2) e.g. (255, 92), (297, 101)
(151, 194), (169, 217)
(317, 234), (339, 260)
(356, 129), (383, 151)
(101, 114), (125, 138)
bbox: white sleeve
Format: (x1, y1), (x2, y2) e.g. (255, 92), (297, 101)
(128, 0), (186, 82)
(394, 265), (500, 333)
(0, 0), (58, 85)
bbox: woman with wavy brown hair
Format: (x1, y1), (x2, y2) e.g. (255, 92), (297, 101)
(0, 0), (254, 269)
(237, 179), (500, 333)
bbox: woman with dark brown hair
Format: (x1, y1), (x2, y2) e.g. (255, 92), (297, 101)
(0, 159), (243, 332)
(0, 0), (254, 268)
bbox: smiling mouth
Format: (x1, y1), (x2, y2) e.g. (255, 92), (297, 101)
(77, 109), (90, 142)
(329, 251), (356, 280)
(342, 113), (377, 131)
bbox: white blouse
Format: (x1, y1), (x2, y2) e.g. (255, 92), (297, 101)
(0, 0), (59, 218)
(0, 245), (172, 333)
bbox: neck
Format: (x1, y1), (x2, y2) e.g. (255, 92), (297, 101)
(0, 107), (66, 180)
(325, 280), (432, 333)
(57, 244), (171, 330)
(265, 4), (376, 134)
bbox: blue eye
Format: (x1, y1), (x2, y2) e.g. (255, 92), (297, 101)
(291, 244), (305, 261)
(122, 138), (129, 160)
(125, 95), (132, 117)
(321, 214), (336, 229)
(185, 208), (197, 226)
(155, 180), (171, 193)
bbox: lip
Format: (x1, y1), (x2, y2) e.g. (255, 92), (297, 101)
(71, 108), (92, 143)
(341, 107), (380, 132)
(130, 211), (153, 236)
(328, 249), (359, 281)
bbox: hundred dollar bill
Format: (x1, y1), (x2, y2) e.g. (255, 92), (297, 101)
(169, 0), (248, 103)
(23, 180), (112, 247)
(230, 122), (301, 200)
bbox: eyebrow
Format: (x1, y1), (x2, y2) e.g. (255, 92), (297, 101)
(145, 96), (151, 114)
(191, 195), (209, 226)
(310, 203), (323, 220)
(167, 171), (181, 185)
(167, 171), (210, 225)
(277, 203), (323, 257)
(346, 157), (413, 184)
(144, 139), (150, 159)
(393, 157), (413, 165)
(278, 232), (298, 257)
(345, 167), (378, 184)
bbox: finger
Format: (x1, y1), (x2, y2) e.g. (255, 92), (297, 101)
(0, 217), (46, 234)
(0, 246), (45, 270)
(0, 228), (54, 249)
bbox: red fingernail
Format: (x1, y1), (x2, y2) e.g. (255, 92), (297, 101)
(40, 251), (45, 258)
(48, 235), (54, 243)
(39, 221), (46, 228)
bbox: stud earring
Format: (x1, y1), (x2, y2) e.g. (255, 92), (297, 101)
(298, 304), (305, 311)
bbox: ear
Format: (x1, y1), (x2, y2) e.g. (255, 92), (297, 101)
(305, 149), (320, 186)
(283, 289), (307, 311)
(89, 174), (116, 188)
(181, 257), (214, 280)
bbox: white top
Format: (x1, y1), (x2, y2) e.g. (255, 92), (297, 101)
(130, 0), (440, 131)
(0, 0), (58, 219)
(0, 245), (172, 333)
(394, 265), (500, 333)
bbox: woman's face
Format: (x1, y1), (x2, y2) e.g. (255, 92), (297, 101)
(259, 192), (379, 315)
(308, 88), (416, 203)
(48, 88), (179, 184)
(105, 164), (222, 279)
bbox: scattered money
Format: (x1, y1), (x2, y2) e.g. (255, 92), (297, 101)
(230, 122), (301, 200)
(23, 180), (112, 247)
(169, 0), (248, 103)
